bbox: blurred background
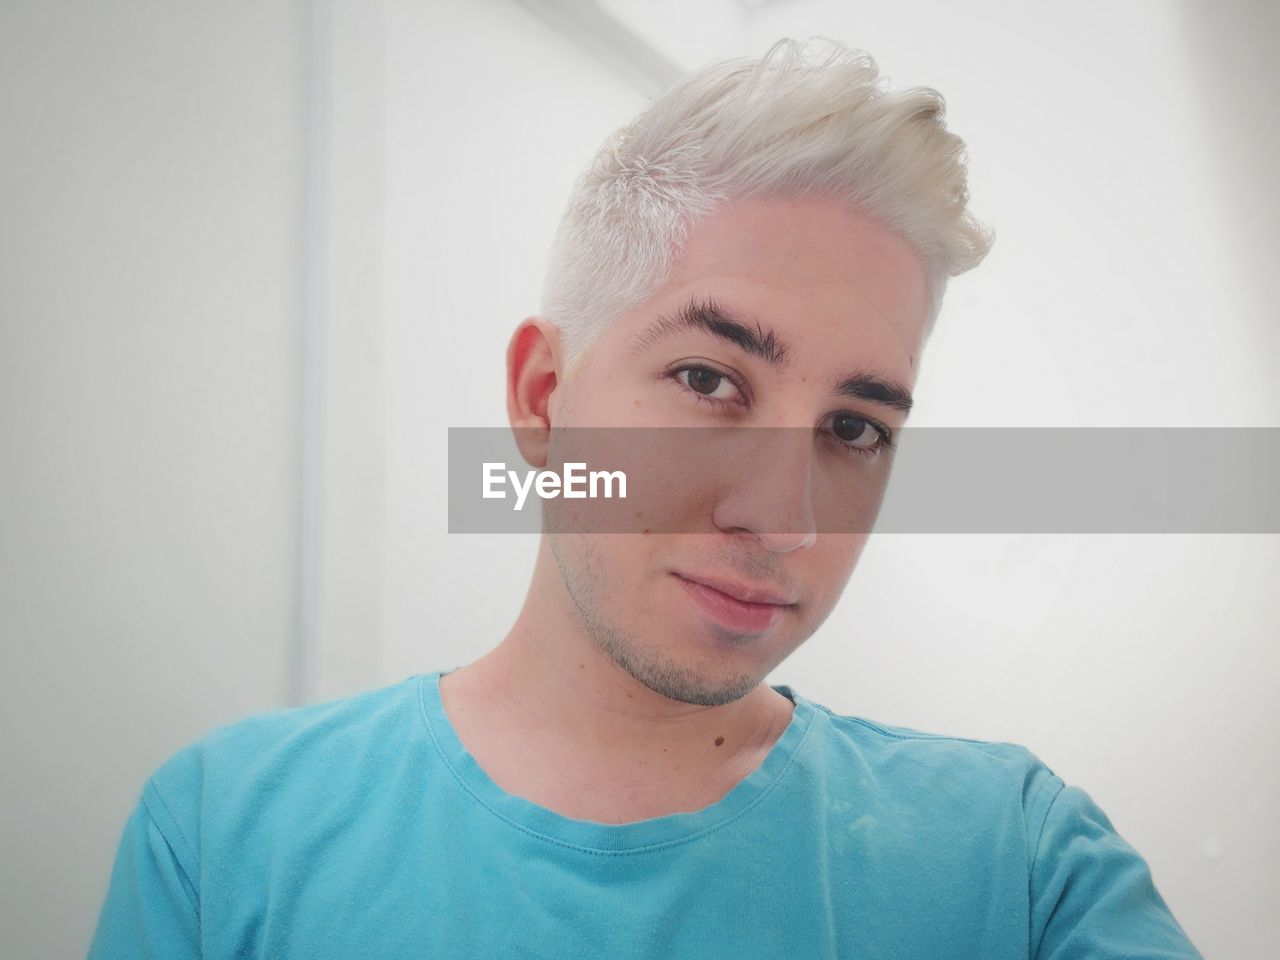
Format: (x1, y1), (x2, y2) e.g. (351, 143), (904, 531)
(2, 1), (1276, 956)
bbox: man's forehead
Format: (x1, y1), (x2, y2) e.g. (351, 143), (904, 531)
(666, 196), (927, 303)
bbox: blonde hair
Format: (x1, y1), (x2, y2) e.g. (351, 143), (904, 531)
(541, 37), (993, 365)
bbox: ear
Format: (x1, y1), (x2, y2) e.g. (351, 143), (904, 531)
(505, 317), (564, 468)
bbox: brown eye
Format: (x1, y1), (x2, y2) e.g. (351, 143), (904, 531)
(687, 367), (722, 395)
(674, 365), (742, 403)
(831, 413), (879, 448)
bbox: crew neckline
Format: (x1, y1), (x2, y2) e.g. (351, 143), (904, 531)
(417, 669), (817, 854)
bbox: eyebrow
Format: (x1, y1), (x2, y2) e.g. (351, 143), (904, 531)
(631, 294), (915, 415)
(834, 372), (914, 415)
(629, 296), (790, 366)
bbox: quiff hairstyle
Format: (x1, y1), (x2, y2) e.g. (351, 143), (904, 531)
(540, 37), (994, 366)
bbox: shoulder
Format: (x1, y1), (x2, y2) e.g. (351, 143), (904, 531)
(802, 697), (1065, 850)
(150, 673), (425, 784)
(141, 674), (430, 862)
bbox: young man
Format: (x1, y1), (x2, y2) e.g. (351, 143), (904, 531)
(89, 39), (1203, 958)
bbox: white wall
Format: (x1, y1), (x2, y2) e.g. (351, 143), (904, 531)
(0, 2), (305, 956)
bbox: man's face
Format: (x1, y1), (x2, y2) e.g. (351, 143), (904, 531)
(547, 194), (928, 706)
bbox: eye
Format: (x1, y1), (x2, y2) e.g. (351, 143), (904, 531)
(671, 364), (745, 405)
(825, 412), (892, 457)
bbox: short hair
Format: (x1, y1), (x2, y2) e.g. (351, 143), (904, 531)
(540, 37), (994, 366)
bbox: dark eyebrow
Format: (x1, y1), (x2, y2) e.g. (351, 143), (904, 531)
(834, 372), (914, 415)
(628, 295), (791, 366)
(630, 293), (913, 414)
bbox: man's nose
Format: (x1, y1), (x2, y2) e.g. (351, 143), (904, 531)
(710, 429), (818, 553)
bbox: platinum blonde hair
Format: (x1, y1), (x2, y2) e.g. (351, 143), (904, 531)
(540, 37), (993, 366)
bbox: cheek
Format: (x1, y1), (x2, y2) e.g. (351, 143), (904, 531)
(546, 426), (725, 536)
(558, 356), (657, 428)
(812, 456), (895, 536)
(554, 533), (653, 585)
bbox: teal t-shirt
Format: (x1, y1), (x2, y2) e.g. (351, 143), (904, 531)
(88, 671), (1202, 958)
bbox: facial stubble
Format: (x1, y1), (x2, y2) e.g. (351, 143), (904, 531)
(547, 532), (761, 707)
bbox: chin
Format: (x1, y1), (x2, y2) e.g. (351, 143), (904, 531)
(635, 665), (761, 708)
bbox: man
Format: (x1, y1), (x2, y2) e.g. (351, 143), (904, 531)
(89, 39), (1203, 958)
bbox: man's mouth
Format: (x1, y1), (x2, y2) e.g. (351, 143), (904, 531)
(670, 571), (796, 635)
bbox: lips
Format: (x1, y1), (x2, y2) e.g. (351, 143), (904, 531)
(671, 571), (796, 634)
(674, 571), (796, 606)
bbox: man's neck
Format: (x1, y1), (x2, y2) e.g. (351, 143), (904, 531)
(437, 617), (795, 824)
